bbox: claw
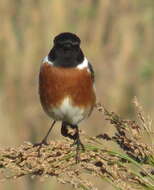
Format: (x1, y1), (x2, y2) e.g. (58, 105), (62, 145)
(33, 139), (48, 147)
(33, 120), (56, 156)
(33, 139), (48, 156)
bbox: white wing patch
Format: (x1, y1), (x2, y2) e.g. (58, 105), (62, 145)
(77, 57), (89, 70)
(43, 56), (90, 72)
(43, 56), (53, 65)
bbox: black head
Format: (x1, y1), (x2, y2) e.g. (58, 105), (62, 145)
(48, 32), (84, 67)
(54, 32), (81, 46)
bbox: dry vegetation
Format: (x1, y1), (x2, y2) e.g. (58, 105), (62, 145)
(0, 102), (154, 190)
(0, 0), (154, 189)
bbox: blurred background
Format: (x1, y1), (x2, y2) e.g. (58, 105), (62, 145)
(0, 0), (153, 189)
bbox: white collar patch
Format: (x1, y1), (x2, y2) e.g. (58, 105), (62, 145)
(43, 56), (53, 65)
(42, 56), (89, 70)
(77, 57), (88, 70)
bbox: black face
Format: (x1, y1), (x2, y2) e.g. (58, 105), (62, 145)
(48, 32), (84, 67)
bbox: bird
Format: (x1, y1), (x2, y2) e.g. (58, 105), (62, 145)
(36, 32), (96, 162)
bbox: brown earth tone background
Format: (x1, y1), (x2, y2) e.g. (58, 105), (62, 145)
(0, 0), (153, 189)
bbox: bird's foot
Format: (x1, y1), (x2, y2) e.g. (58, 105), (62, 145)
(33, 139), (48, 156)
(71, 138), (85, 163)
(33, 139), (48, 147)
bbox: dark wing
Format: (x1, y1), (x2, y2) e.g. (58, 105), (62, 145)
(88, 62), (95, 82)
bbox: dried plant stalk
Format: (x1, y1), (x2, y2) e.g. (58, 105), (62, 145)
(0, 102), (153, 190)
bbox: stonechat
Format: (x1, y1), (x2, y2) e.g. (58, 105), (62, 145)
(37, 32), (96, 161)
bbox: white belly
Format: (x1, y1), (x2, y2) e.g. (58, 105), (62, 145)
(46, 97), (90, 125)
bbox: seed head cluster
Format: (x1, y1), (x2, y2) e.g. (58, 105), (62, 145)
(0, 102), (153, 190)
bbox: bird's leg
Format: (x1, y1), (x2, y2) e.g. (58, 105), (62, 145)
(72, 125), (85, 163)
(61, 123), (85, 163)
(70, 125), (84, 150)
(33, 120), (56, 154)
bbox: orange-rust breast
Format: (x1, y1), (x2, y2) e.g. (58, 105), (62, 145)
(39, 63), (96, 111)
